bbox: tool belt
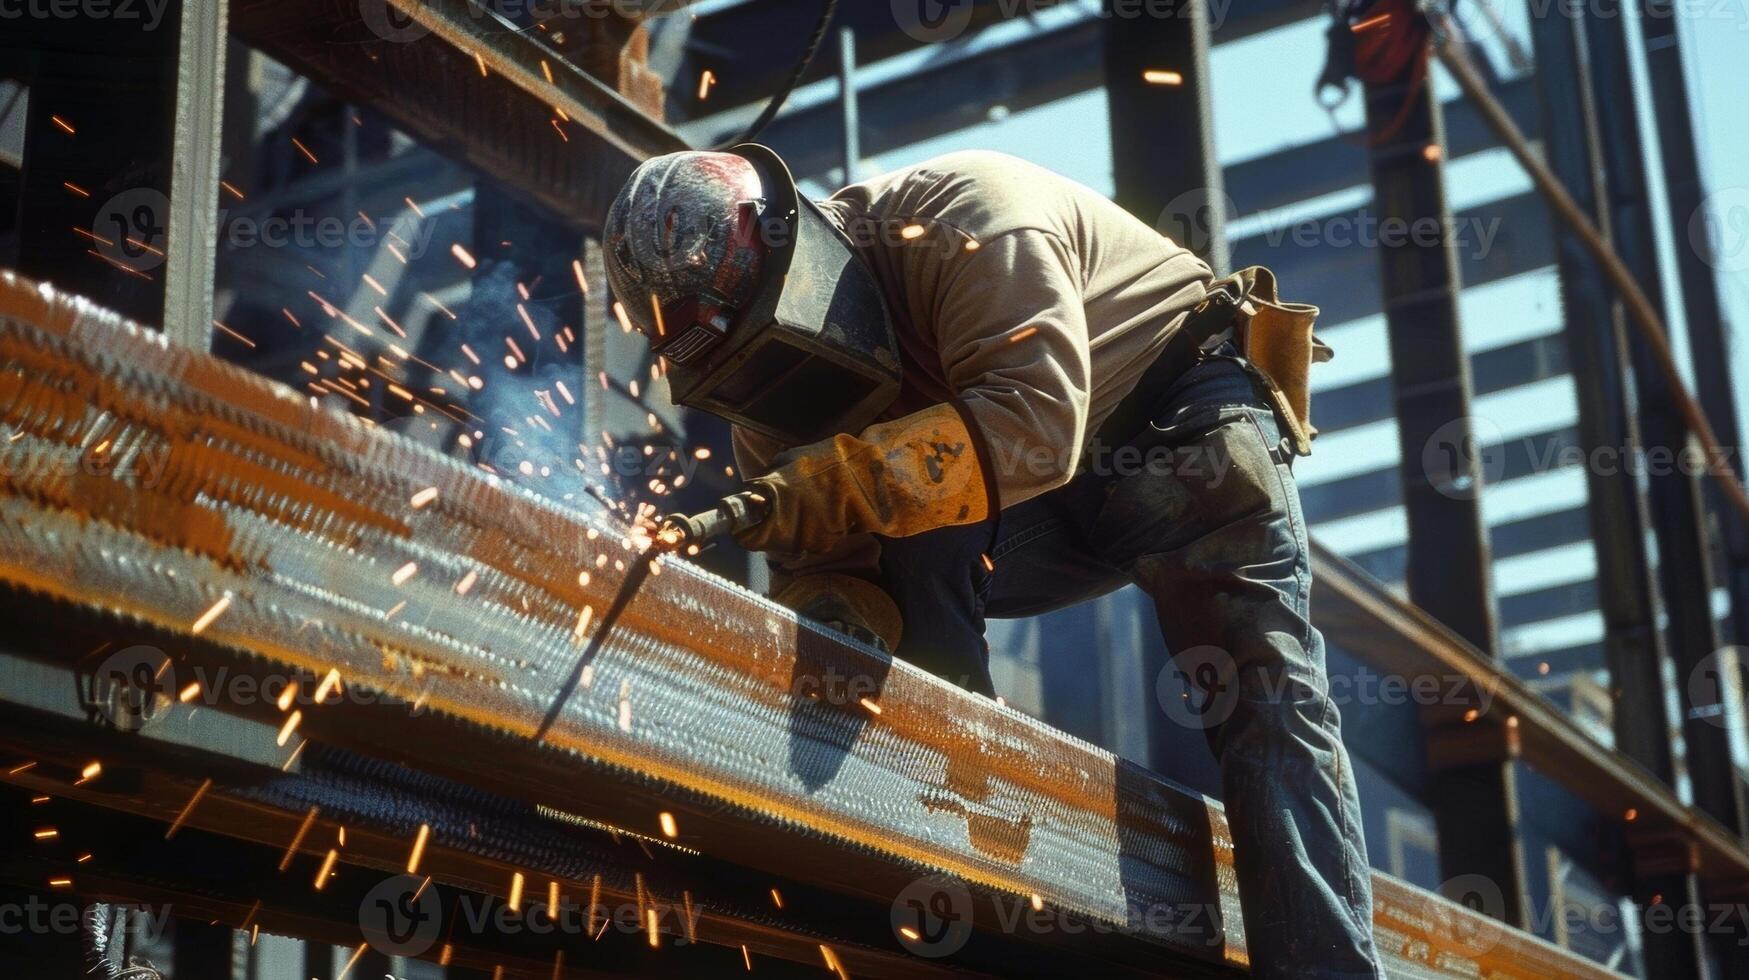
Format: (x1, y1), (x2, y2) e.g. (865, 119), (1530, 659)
(1094, 265), (1331, 458)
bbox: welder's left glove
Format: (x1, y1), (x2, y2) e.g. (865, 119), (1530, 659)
(735, 402), (991, 558)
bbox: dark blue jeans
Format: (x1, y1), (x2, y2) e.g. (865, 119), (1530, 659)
(876, 352), (1383, 977)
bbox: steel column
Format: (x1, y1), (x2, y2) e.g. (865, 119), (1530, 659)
(1101, 0), (1228, 273)
(1637, 32), (1749, 964)
(161, 0), (227, 352)
(1359, 38), (1528, 926)
(1530, 0), (1677, 781)
(1577, 3), (1742, 975)
(1100, 0), (1233, 785)
(838, 27), (860, 185)
(1584, 0), (1745, 839)
(1640, 0), (1749, 654)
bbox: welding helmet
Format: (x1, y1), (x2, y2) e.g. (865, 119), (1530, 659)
(602, 145), (901, 445)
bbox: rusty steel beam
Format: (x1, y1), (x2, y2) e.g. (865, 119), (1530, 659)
(229, 0), (688, 231)
(1311, 542), (1749, 891)
(0, 679), (964, 979)
(0, 271), (1619, 978)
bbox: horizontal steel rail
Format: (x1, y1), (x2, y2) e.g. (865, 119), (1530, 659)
(1313, 542), (1749, 887)
(229, 0), (689, 230)
(0, 271), (1616, 977)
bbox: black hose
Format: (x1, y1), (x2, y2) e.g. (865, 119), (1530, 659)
(713, 0), (840, 148)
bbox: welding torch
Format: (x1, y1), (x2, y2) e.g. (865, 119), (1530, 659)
(652, 488), (771, 554)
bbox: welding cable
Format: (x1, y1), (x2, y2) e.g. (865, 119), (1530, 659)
(713, 0), (840, 148)
(1428, 14), (1749, 525)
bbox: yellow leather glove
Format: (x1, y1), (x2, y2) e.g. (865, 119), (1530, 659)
(772, 573), (903, 652)
(735, 402), (991, 558)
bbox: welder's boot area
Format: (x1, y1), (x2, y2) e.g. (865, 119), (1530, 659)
(876, 353), (1382, 976)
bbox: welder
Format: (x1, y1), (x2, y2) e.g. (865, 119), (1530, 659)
(603, 145), (1382, 977)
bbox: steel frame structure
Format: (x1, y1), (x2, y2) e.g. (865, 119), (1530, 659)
(1, 2), (1745, 977)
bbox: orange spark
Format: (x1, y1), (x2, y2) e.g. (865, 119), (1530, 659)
(166, 778), (213, 839)
(407, 824), (430, 874)
(192, 594), (232, 634)
(213, 320), (256, 348)
(313, 848), (338, 889)
(314, 668), (342, 703)
(277, 710), (302, 746)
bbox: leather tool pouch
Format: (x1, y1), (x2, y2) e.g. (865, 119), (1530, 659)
(1226, 266), (1331, 457)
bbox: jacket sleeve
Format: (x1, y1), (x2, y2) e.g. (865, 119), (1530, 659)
(928, 228), (1091, 509)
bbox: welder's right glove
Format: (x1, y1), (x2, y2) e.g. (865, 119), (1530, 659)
(734, 402), (991, 558)
(772, 573), (903, 653)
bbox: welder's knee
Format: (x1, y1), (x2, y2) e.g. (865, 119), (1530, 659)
(875, 521), (996, 694)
